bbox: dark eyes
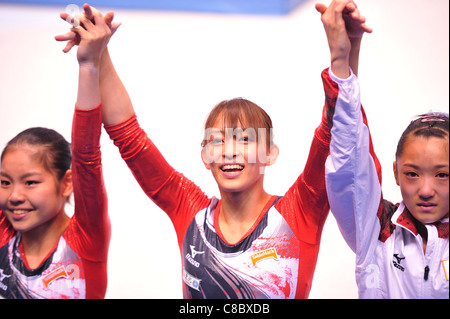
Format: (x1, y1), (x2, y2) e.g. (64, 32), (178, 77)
(0, 180), (40, 187)
(436, 172), (449, 179)
(25, 181), (40, 186)
(210, 138), (223, 145)
(209, 136), (252, 145)
(0, 180), (10, 187)
(404, 172), (449, 179)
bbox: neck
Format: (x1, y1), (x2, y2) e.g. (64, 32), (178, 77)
(21, 211), (69, 269)
(218, 183), (273, 244)
(220, 188), (271, 221)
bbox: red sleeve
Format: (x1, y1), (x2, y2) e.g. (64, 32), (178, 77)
(275, 133), (330, 244)
(104, 114), (211, 247)
(64, 104), (110, 299)
(65, 104), (111, 258)
(275, 69), (332, 244)
(0, 210), (15, 248)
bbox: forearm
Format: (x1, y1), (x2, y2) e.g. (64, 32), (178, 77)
(330, 48), (351, 79)
(71, 105), (110, 258)
(99, 48), (134, 126)
(330, 37), (361, 79)
(324, 69), (382, 253)
(76, 65), (101, 110)
(104, 114), (174, 189)
(349, 37), (362, 76)
(104, 115), (210, 222)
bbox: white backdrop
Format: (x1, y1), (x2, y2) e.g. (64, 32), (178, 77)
(0, 0), (448, 299)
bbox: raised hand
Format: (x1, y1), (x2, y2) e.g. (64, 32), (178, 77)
(316, 0), (372, 77)
(55, 3), (121, 57)
(58, 4), (119, 109)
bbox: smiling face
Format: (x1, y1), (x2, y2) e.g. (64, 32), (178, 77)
(0, 144), (72, 233)
(394, 135), (449, 224)
(200, 98), (278, 194)
(202, 123), (278, 193)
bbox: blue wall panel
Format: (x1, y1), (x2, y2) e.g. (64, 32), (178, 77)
(0, 0), (306, 15)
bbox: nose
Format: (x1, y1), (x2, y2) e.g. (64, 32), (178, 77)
(222, 129), (239, 160)
(223, 139), (236, 160)
(418, 177), (435, 200)
(8, 187), (26, 206)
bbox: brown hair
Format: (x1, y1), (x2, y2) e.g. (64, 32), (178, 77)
(201, 98), (274, 149)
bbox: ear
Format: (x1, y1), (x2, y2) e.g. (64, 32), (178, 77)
(60, 169), (74, 198)
(265, 144), (279, 166)
(393, 161), (400, 186)
(201, 149), (211, 170)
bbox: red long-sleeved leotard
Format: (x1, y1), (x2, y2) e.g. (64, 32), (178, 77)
(0, 105), (110, 299)
(105, 69), (342, 299)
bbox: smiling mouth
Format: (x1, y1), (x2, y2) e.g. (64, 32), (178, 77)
(220, 164), (244, 172)
(8, 209), (33, 215)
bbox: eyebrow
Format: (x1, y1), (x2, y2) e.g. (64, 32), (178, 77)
(21, 172), (44, 179)
(403, 163), (449, 170)
(0, 172), (10, 179)
(208, 129), (223, 135)
(0, 171), (43, 180)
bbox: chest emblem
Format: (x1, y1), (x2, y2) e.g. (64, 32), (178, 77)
(392, 253), (406, 272)
(250, 247), (278, 266)
(42, 266), (69, 288)
(185, 245), (204, 268)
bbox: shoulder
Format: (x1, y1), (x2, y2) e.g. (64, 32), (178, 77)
(377, 199), (399, 243)
(0, 210), (15, 248)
